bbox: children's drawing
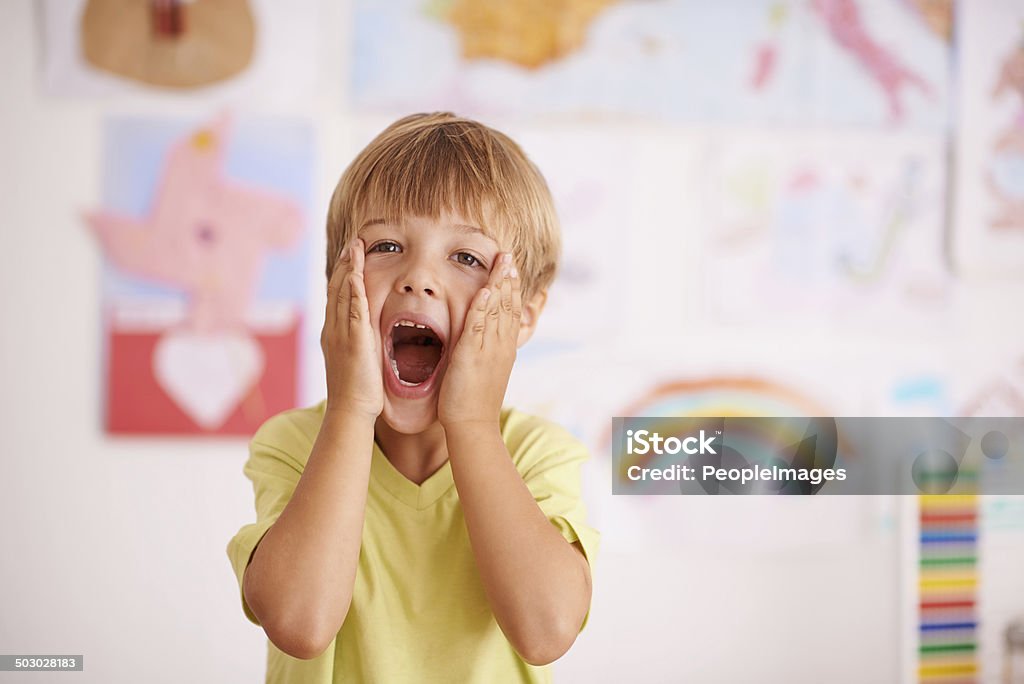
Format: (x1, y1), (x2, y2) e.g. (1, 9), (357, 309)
(432, 0), (619, 70)
(86, 115), (311, 435)
(611, 376), (829, 421)
(959, 357), (1024, 418)
(591, 373), (870, 552)
(40, 0), (320, 100)
(700, 132), (949, 327)
(748, 3), (788, 92)
(953, 3), (1024, 274)
(79, 0), (255, 89)
(811, 0), (933, 123)
(897, 0), (954, 42)
(988, 37), (1024, 231)
(353, 0), (949, 129)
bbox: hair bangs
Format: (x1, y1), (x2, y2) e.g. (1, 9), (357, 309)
(355, 124), (513, 243)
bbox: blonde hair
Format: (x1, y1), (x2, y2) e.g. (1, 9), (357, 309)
(325, 112), (560, 300)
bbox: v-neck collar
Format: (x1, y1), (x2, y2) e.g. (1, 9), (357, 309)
(369, 440), (455, 510)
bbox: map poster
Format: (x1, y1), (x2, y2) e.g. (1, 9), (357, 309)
(353, 0), (950, 130)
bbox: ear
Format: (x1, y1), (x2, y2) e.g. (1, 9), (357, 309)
(516, 288), (547, 349)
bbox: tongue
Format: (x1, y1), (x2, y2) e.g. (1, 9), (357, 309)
(394, 343), (440, 384)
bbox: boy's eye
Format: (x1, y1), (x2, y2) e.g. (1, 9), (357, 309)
(453, 252), (482, 268)
(368, 241), (401, 253)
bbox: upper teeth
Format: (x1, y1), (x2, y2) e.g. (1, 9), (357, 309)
(394, 320), (429, 329)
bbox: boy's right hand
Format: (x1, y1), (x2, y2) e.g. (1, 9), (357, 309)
(321, 239), (383, 418)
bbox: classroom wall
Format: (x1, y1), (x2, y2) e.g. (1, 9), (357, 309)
(1, 1), (1022, 683)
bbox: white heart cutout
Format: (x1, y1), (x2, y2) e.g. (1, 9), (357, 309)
(152, 331), (265, 430)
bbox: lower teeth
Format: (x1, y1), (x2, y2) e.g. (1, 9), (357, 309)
(390, 358), (422, 387)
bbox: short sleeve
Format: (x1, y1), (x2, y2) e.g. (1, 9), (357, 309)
(516, 421), (601, 632)
(226, 436), (303, 626)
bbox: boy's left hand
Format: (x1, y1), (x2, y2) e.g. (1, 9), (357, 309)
(438, 253), (519, 429)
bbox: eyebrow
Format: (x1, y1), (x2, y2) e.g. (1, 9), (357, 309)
(358, 218), (386, 233)
(357, 219), (485, 236)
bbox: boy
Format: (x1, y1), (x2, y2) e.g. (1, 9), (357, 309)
(226, 113), (599, 683)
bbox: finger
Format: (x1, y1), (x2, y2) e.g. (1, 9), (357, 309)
(466, 286), (492, 350)
(347, 240), (367, 320)
(334, 241), (357, 328)
(491, 253), (512, 338)
(484, 254), (507, 338)
(470, 251), (506, 347)
(510, 261), (522, 329)
(351, 238), (365, 280)
(348, 270), (370, 327)
(498, 260), (515, 337)
(325, 246), (350, 333)
(484, 251), (507, 292)
(485, 281), (502, 341)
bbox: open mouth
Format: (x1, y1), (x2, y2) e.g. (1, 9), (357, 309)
(387, 319), (445, 387)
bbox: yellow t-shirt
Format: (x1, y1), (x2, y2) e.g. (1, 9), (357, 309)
(226, 400), (600, 684)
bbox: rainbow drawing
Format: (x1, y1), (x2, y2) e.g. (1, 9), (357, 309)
(611, 377), (828, 420)
(602, 377), (836, 495)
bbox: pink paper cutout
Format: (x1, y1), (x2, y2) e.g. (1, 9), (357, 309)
(85, 114), (304, 334)
(812, 0), (932, 123)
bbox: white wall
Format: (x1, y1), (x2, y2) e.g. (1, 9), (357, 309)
(1, 1), (1021, 683)
(0, 2), (342, 681)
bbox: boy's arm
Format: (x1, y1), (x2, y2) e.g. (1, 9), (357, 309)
(242, 409), (375, 660)
(243, 240), (382, 660)
(439, 256), (592, 666)
(445, 425), (592, 666)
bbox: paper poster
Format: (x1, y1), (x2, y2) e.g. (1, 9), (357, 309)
(352, 0), (949, 128)
(506, 349), (877, 553)
(41, 0), (320, 100)
(906, 493), (1024, 684)
(954, 0), (1024, 275)
(697, 130), (951, 328)
(868, 328), (1024, 418)
(506, 124), (640, 356)
(85, 114), (313, 435)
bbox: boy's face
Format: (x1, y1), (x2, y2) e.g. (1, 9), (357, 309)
(358, 209), (531, 434)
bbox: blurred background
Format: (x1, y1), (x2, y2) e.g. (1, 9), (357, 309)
(2, 0), (1023, 682)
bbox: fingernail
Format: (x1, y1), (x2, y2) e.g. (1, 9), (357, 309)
(510, 267), (518, 279)
(502, 253), (512, 264)
(502, 267), (510, 278)
(482, 289), (491, 300)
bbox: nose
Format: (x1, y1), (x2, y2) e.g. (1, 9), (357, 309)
(396, 255), (438, 297)
(403, 283), (434, 296)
